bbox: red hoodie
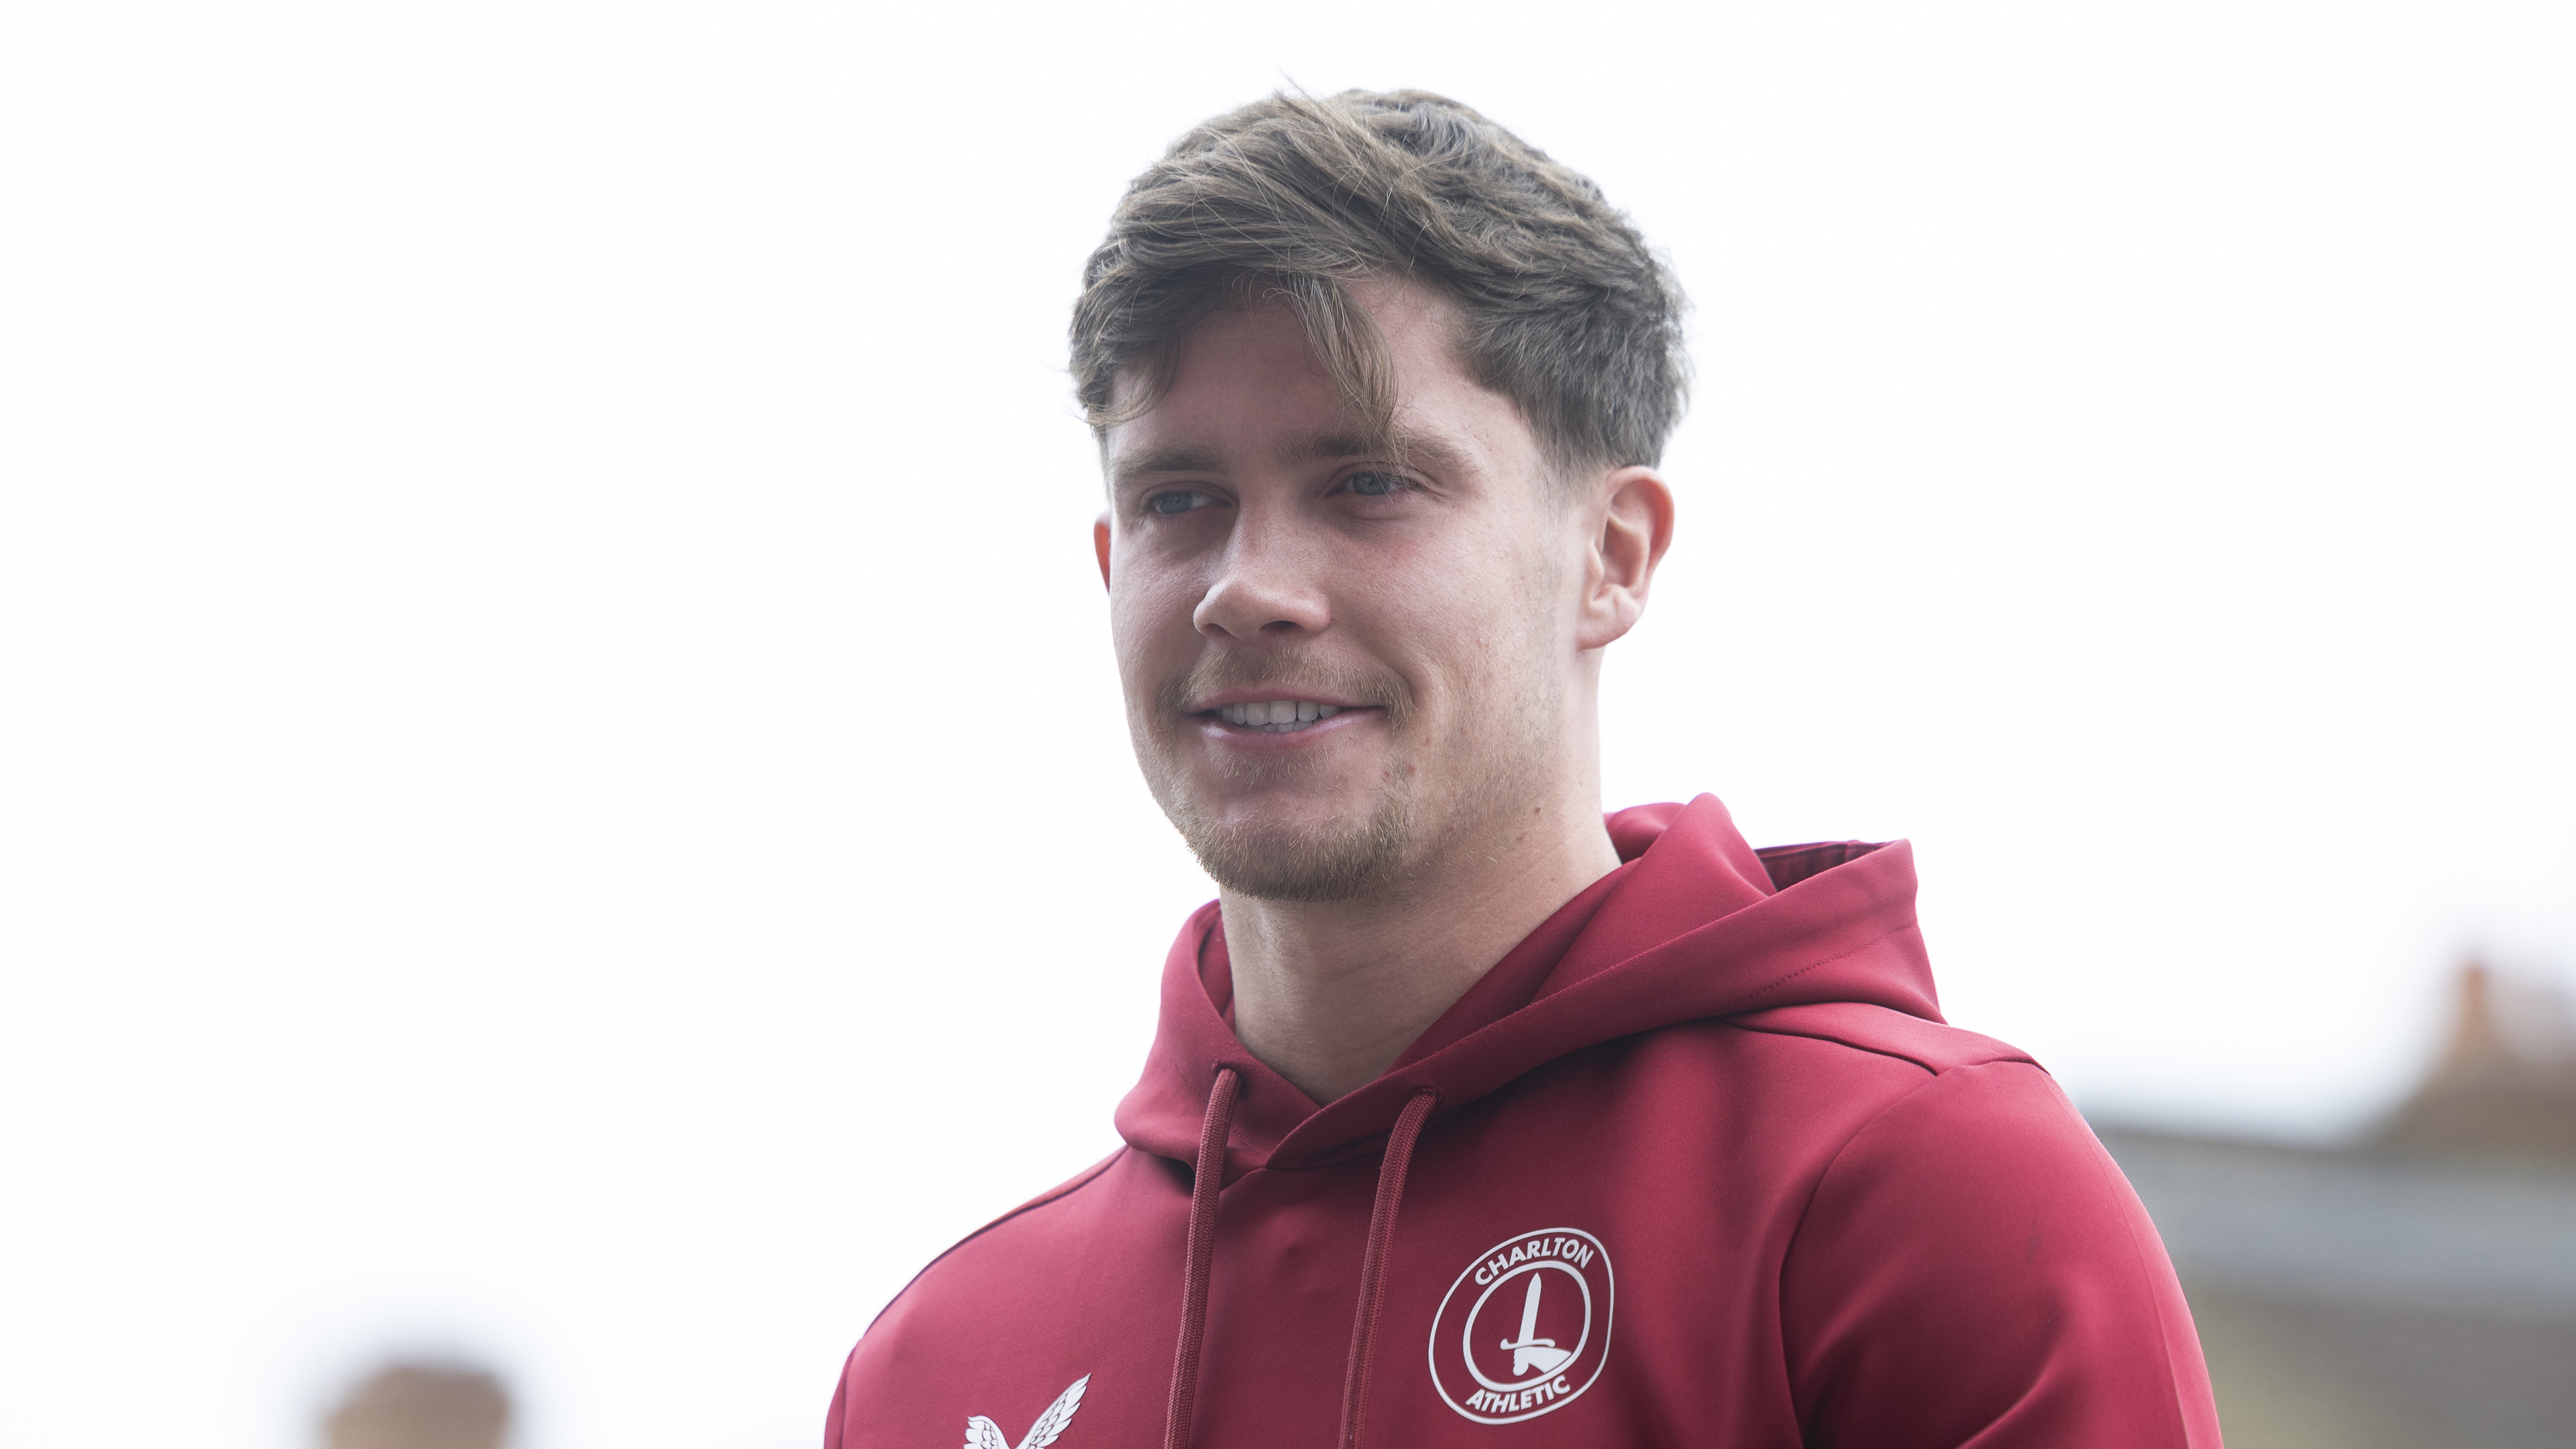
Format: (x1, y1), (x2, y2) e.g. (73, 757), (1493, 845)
(828, 797), (2222, 1448)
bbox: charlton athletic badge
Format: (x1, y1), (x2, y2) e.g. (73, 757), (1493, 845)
(1426, 1228), (1615, 1424)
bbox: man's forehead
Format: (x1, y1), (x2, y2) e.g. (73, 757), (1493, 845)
(1099, 281), (1514, 484)
(1110, 429), (1400, 482)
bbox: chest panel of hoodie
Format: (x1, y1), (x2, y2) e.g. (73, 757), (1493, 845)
(839, 1023), (1936, 1449)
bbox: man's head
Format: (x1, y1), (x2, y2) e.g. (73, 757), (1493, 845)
(1073, 90), (1688, 477)
(1079, 92), (1685, 905)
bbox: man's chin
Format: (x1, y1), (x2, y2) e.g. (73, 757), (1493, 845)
(1173, 795), (1414, 905)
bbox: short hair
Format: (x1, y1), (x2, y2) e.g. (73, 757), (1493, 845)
(1071, 89), (1689, 475)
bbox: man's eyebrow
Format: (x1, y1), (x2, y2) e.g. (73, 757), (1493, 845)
(1273, 433), (1379, 468)
(1112, 429), (1470, 484)
(1110, 444), (1227, 483)
(1278, 429), (1467, 474)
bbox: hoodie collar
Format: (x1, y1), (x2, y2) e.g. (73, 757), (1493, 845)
(1113, 795), (1939, 1180)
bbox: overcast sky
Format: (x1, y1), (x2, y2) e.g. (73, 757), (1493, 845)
(3, 3), (2570, 1447)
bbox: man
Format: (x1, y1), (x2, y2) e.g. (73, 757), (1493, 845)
(828, 90), (2221, 1448)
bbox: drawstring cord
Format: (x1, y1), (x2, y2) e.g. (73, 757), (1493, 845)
(1159, 1074), (1437, 1449)
(1337, 1088), (1438, 1449)
(1162, 1066), (1239, 1449)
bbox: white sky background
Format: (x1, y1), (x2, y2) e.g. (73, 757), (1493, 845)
(2, 2), (2569, 1447)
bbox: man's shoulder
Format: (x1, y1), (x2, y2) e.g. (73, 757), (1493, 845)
(834, 1146), (1187, 1444)
(899, 1146), (1142, 1285)
(978, 1146), (1136, 1233)
(854, 1146), (1171, 1345)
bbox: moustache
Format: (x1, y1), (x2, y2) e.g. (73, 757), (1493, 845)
(1153, 652), (1415, 725)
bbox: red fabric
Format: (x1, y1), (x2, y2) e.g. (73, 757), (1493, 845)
(1337, 1089), (1436, 1449)
(1162, 1068), (1239, 1449)
(828, 795), (2221, 1449)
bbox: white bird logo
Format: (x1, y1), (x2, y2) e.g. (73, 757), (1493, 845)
(962, 1375), (1088, 1449)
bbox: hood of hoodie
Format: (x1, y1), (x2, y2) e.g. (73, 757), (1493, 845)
(1115, 794), (1942, 1181)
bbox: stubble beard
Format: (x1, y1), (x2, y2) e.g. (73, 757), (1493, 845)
(1138, 648), (1560, 905)
(1173, 777), (1418, 904)
(1136, 654), (1416, 904)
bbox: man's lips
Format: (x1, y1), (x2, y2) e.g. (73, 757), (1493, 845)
(1184, 688), (1374, 714)
(1183, 691), (1383, 737)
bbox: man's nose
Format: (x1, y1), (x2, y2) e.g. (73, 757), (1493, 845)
(1192, 517), (1330, 641)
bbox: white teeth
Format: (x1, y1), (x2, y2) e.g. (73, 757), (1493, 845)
(1216, 700), (1349, 732)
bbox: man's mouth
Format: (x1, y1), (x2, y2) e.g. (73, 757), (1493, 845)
(1213, 700), (1350, 733)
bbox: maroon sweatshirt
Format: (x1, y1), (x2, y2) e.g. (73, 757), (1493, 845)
(829, 796), (2222, 1448)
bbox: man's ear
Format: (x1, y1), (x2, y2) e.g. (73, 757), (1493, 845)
(1093, 513), (1113, 591)
(1576, 467), (1675, 651)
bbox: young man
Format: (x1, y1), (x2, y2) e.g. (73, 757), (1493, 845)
(828, 91), (2221, 1448)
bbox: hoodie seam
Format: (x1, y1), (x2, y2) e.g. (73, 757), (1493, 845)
(1775, 1060), (2087, 1442)
(1737, 918), (1920, 1008)
(850, 1147), (1129, 1345)
(1774, 1064), (1947, 1441)
(1725, 1006), (2029, 1076)
(1776, 1062), (1971, 1443)
(1782, 1056), (2001, 1250)
(1727, 1012), (1957, 1073)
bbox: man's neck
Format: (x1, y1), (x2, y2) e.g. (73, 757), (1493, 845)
(1219, 792), (1622, 1104)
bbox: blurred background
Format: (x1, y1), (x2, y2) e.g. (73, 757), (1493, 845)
(2, 2), (2568, 1446)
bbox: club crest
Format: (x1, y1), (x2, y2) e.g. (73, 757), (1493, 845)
(1426, 1228), (1614, 1424)
(961, 1375), (1087, 1449)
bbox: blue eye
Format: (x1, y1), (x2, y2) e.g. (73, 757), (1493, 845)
(1147, 490), (1212, 515)
(1346, 470), (1404, 497)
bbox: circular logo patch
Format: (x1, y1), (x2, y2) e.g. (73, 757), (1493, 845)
(1426, 1228), (1615, 1424)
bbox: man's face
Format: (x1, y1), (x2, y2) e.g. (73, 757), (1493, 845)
(1099, 279), (1587, 903)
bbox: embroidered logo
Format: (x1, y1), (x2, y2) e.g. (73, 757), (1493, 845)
(962, 1375), (1088, 1449)
(1426, 1229), (1614, 1424)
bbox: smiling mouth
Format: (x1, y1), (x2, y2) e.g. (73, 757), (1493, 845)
(1213, 700), (1350, 733)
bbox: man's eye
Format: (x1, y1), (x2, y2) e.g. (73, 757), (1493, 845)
(1344, 470), (1408, 497)
(1147, 490), (1215, 515)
